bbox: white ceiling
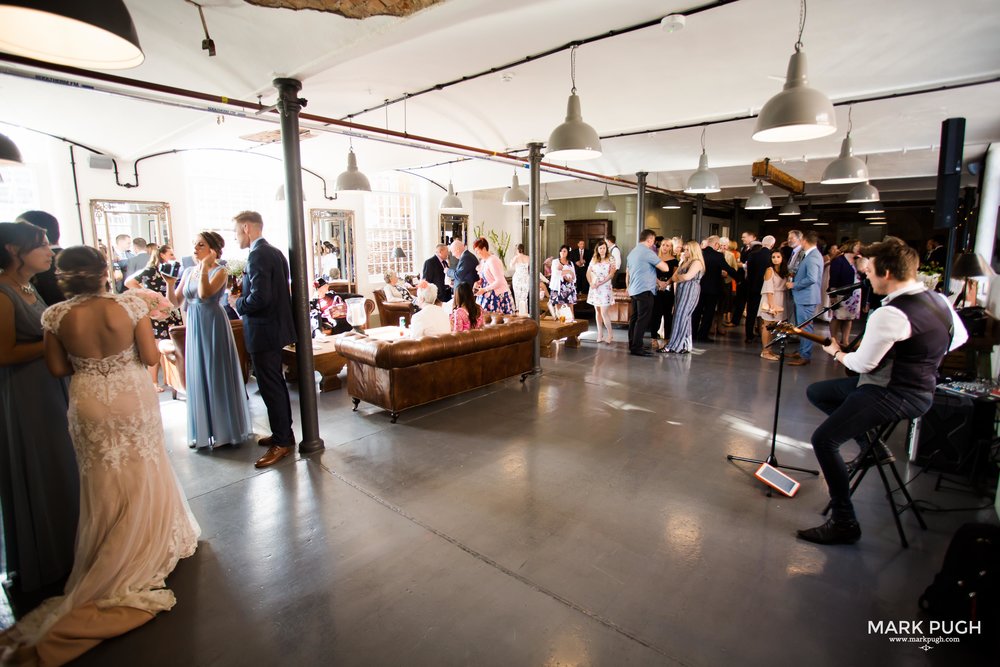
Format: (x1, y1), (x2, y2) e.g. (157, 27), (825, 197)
(2, 0), (999, 203)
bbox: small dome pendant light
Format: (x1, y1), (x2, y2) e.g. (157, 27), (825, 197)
(335, 143), (371, 192)
(821, 106), (868, 184)
(744, 180), (772, 210)
(546, 45), (602, 161)
(502, 171), (529, 206)
(752, 0), (836, 142)
(540, 185), (556, 217)
(595, 186), (616, 213)
(685, 127), (721, 194)
(439, 181), (464, 211)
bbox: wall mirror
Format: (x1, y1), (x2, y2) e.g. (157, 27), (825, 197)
(90, 199), (172, 287)
(440, 213), (468, 245)
(310, 208), (356, 293)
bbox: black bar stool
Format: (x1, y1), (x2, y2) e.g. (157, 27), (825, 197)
(823, 419), (927, 548)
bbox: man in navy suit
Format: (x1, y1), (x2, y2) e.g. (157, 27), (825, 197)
(232, 210), (298, 468)
(787, 230), (824, 366)
(421, 243), (452, 302)
(450, 238), (479, 289)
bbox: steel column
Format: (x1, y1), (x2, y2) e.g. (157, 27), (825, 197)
(528, 143), (543, 373)
(635, 171), (648, 242)
(274, 77), (323, 455)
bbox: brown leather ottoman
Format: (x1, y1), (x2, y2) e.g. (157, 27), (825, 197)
(282, 335), (347, 392)
(539, 319), (589, 357)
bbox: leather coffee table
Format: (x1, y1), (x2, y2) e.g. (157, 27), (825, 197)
(539, 318), (589, 357)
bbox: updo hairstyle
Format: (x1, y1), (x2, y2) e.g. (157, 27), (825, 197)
(56, 246), (109, 296)
(0, 221), (48, 273)
(199, 231), (225, 258)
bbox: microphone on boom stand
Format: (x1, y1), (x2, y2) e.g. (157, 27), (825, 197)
(826, 281), (863, 297)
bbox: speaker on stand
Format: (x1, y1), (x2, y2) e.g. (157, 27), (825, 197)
(934, 118), (965, 296)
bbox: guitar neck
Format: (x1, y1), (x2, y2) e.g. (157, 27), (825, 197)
(788, 328), (831, 346)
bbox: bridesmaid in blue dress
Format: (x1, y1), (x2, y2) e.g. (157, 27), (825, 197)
(165, 231), (250, 449)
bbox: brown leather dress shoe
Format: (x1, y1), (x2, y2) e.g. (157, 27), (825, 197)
(255, 445), (292, 468)
(258, 435), (273, 448)
(787, 357), (811, 366)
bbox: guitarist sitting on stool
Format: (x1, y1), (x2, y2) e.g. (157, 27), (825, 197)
(796, 237), (967, 546)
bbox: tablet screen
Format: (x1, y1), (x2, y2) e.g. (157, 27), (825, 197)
(755, 463), (800, 497)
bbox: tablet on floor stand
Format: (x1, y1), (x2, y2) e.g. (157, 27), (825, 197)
(754, 462), (801, 497)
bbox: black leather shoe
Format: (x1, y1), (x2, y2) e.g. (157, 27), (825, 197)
(630, 350), (654, 357)
(797, 518), (862, 545)
(845, 442), (896, 475)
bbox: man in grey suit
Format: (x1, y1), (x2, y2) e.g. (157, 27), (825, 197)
(787, 230), (824, 366)
(124, 237), (149, 281)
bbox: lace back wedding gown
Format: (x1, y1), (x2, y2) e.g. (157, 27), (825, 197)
(2, 293), (200, 667)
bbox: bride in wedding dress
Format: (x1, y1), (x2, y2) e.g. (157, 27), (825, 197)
(0, 246), (200, 667)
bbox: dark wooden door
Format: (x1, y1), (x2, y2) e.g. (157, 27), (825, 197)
(564, 219), (610, 251)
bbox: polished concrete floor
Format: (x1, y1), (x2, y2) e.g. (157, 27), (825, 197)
(21, 323), (1000, 665)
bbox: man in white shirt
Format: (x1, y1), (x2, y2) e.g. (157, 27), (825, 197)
(797, 238), (967, 546)
(606, 234), (622, 285)
(409, 283), (450, 337)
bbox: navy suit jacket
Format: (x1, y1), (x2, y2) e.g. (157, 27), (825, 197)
(421, 254), (452, 301)
(454, 249), (480, 288)
(235, 238), (296, 354)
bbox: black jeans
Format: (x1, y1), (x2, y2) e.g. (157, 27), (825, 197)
(806, 377), (930, 522)
(628, 291), (654, 353)
(650, 289), (674, 339)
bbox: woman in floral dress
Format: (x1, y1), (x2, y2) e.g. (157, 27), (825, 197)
(125, 244), (183, 391)
(548, 245), (577, 319)
(586, 240), (615, 342)
(472, 237), (515, 315)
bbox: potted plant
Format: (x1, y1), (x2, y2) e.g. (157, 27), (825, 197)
(225, 258), (248, 294)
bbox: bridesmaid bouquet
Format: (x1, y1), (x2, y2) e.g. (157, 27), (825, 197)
(133, 288), (175, 321)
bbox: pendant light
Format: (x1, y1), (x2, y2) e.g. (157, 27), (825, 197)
(439, 181), (464, 211)
(764, 216), (779, 222)
(274, 184), (304, 202)
(846, 181), (879, 203)
(595, 186), (616, 213)
(540, 185), (556, 217)
(335, 145), (371, 192)
(821, 106), (868, 184)
(800, 204), (818, 222)
(546, 45), (602, 161)
(502, 172), (529, 206)
(858, 201), (884, 215)
(778, 195), (801, 216)
(0, 0), (144, 69)
(661, 196), (682, 209)
(744, 181), (772, 210)
(0, 132), (23, 165)
(685, 127), (721, 194)
(752, 0), (835, 142)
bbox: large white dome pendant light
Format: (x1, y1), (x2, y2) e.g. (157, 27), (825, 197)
(744, 180), (772, 210)
(821, 106), (868, 184)
(502, 172), (529, 206)
(752, 0), (836, 143)
(595, 186), (616, 213)
(335, 145), (371, 192)
(0, 0), (144, 69)
(546, 45), (602, 161)
(439, 181), (464, 211)
(685, 127), (721, 194)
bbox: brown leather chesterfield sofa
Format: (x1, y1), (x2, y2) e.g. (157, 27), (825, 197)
(333, 314), (538, 422)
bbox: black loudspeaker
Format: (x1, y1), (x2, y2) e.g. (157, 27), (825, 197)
(917, 391), (995, 475)
(933, 118), (965, 230)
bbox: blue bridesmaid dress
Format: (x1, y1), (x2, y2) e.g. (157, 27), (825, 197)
(181, 266), (251, 448)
